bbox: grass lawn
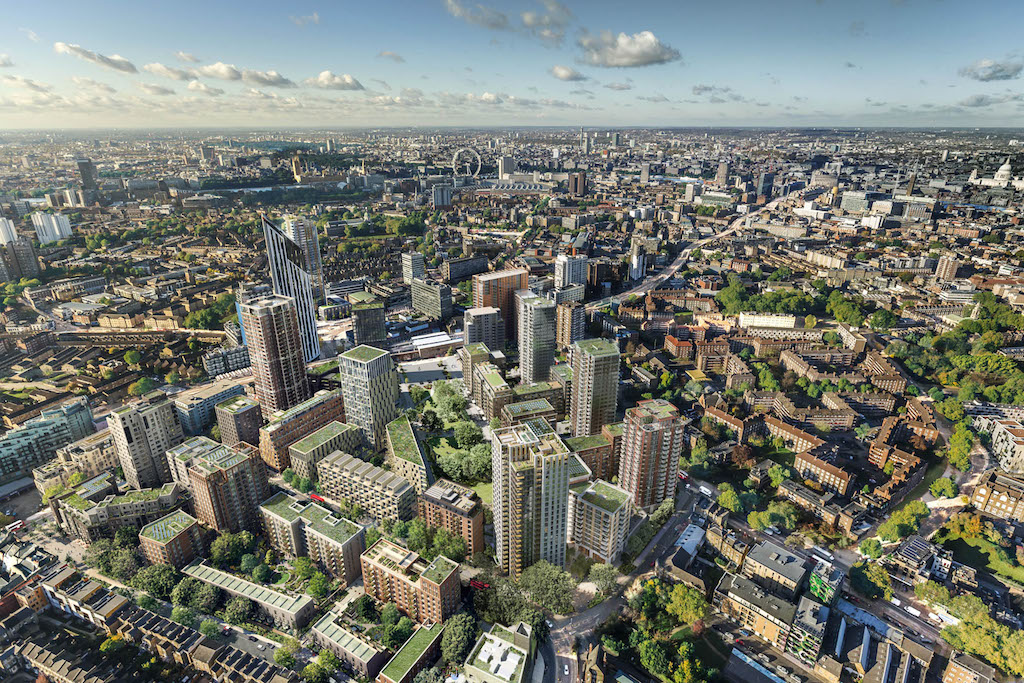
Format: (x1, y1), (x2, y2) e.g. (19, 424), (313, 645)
(471, 481), (493, 505)
(430, 436), (461, 458)
(759, 445), (795, 467)
(941, 536), (1024, 585)
(669, 626), (729, 670)
(905, 458), (946, 501)
(273, 571), (290, 585)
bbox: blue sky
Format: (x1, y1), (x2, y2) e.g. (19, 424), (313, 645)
(1, 0), (1023, 129)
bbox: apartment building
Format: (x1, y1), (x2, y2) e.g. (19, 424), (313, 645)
(289, 421), (362, 482)
(459, 342), (491, 397)
(339, 345), (400, 451)
(260, 492), (366, 586)
(474, 363), (513, 421)
(240, 295), (312, 420)
(172, 377), (246, 436)
(183, 560), (316, 629)
(741, 541), (809, 599)
(411, 278), (453, 321)
(360, 539), (460, 624)
(555, 301), (586, 351)
(970, 471), (1024, 522)
(418, 479), (485, 555)
(563, 432), (616, 482)
(385, 415), (431, 494)
(518, 295), (556, 384)
(567, 479), (632, 564)
(312, 609), (389, 678)
(139, 510), (204, 569)
(473, 268), (528, 338)
(569, 338), (619, 437)
(794, 450), (854, 496)
(108, 393), (184, 489)
(259, 389), (346, 471)
(215, 395), (263, 447)
(618, 399), (684, 511)
(52, 473), (186, 543)
(33, 428), (116, 498)
(464, 307), (505, 351)
(317, 450), (417, 522)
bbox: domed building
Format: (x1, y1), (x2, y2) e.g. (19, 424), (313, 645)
(969, 156), (1024, 190)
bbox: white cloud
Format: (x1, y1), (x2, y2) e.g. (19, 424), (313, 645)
(0, 55), (13, 68)
(188, 81), (224, 96)
(578, 30), (680, 67)
(194, 62), (242, 80)
(71, 77), (116, 94)
(242, 69), (296, 88)
(289, 13), (320, 26)
(550, 65), (586, 81)
(175, 51), (199, 63)
(19, 28), (39, 43)
(371, 79), (392, 90)
(692, 84), (746, 103)
(521, 0), (572, 44)
(1, 75), (50, 93)
(377, 51), (405, 63)
(138, 83), (175, 96)
(144, 62), (196, 81)
(54, 42), (137, 73)
(304, 71), (364, 90)
(959, 58), (1024, 82)
(959, 92), (1023, 107)
(604, 82), (632, 90)
(444, 0), (509, 30)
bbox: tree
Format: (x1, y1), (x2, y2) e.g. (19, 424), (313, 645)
(717, 485), (743, 514)
(878, 501), (930, 542)
(353, 594), (378, 622)
(199, 619), (222, 638)
(109, 548), (140, 582)
(413, 668), (446, 683)
(210, 531), (254, 567)
(381, 616), (415, 649)
(252, 563), (272, 583)
(519, 560), (576, 615)
(307, 572), (330, 598)
(190, 583), (220, 614)
(100, 635), (126, 654)
(441, 613), (477, 663)
(275, 649), (297, 667)
(804, 314), (817, 329)
(114, 526), (139, 548)
(406, 518), (431, 553)
(224, 596), (252, 624)
(453, 421), (483, 449)
(914, 580), (951, 606)
(421, 409), (443, 433)
(666, 584), (708, 625)
(240, 553), (260, 573)
(768, 464), (791, 488)
(124, 349), (141, 365)
(318, 649), (341, 672)
(171, 606), (195, 627)
(930, 477), (959, 499)
(850, 561), (892, 600)
(859, 539), (883, 559)
(431, 527), (468, 563)
(588, 563), (619, 596)
(302, 663), (330, 683)
(128, 377), (158, 396)
(171, 576), (203, 606)
(639, 639), (670, 677)
(136, 594), (159, 611)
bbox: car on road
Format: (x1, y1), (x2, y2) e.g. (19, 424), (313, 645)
(564, 665), (570, 676)
(257, 644), (265, 651)
(248, 636), (257, 642)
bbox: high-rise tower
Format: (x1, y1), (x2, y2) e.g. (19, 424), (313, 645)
(570, 338), (620, 437)
(262, 214), (321, 363)
(618, 399), (684, 510)
(240, 295), (312, 420)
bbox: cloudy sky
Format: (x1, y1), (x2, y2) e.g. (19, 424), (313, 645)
(1, 0), (1023, 129)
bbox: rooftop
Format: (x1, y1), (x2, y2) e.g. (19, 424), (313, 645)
(140, 509), (197, 544)
(386, 415), (423, 464)
(291, 421), (358, 455)
(746, 540), (809, 584)
(313, 610), (384, 661)
(266, 390), (341, 427)
(381, 622), (444, 683)
(564, 433), (610, 452)
(420, 555), (459, 585)
(504, 398), (555, 417)
(580, 480), (631, 514)
(183, 560), (314, 615)
(342, 345), (387, 363)
(575, 338), (619, 357)
(216, 395), (259, 414)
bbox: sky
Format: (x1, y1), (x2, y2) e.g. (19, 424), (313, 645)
(1, 0), (1024, 130)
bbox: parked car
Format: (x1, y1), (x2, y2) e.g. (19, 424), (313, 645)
(564, 665), (570, 676)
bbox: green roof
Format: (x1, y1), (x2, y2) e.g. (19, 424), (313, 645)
(420, 556), (458, 585)
(513, 381), (557, 396)
(342, 345), (387, 363)
(464, 342), (489, 356)
(260, 491), (304, 522)
(564, 434), (610, 452)
(504, 399), (554, 417)
(63, 493), (92, 511)
(581, 480), (630, 514)
(386, 415), (423, 464)
(352, 301), (384, 311)
(140, 510), (197, 543)
(183, 560), (314, 615)
(575, 338), (619, 357)
(566, 453), (590, 479)
(308, 360), (340, 376)
(349, 291), (377, 304)
(103, 484), (175, 506)
(381, 623), (444, 682)
(267, 390), (342, 426)
(483, 371), (508, 389)
(313, 611), (384, 660)
(216, 395), (259, 414)
(603, 422), (624, 437)
(633, 399), (679, 420)
(300, 501), (363, 545)
(290, 421), (358, 455)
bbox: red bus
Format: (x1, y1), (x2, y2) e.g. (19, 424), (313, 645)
(309, 493), (326, 503)
(469, 579), (491, 590)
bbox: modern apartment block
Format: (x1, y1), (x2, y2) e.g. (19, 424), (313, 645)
(419, 479), (485, 555)
(282, 215), (325, 304)
(464, 307), (505, 351)
(569, 338), (620, 437)
(172, 377), (246, 436)
(411, 278), (453, 321)
(741, 541), (809, 599)
(360, 539), (461, 624)
(241, 295), (312, 420)
(618, 399), (683, 511)
(139, 510), (204, 569)
(352, 299), (387, 346)
(261, 492), (366, 585)
(492, 421), (571, 577)
(263, 215), (322, 363)
(567, 479), (632, 564)
(33, 428), (116, 498)
(215, 395), (263, 447)
(554, 254), (588, 289)
(289, 421), (363, 482)
(0, 397), (94, 484)
(312, 609), (389, 678)
(184, 560), (316, 629)
(459, 343), (491, 397)
(317, 450), (418, 522)
(442, 254), (489, 283)
(402, 251), (426, 284)
(259, 389), (346, 471)
(556, 301), (586, 351)
(474, 363), (513, 422)
(52, 473), (186, 543)
(385, 415), (431, 494)
(518, 295), (556, 385)
(108, 393), (184, 489)
(167, 436), (270, 534)
(338, 345), (400, 450)
(473, 268), (528, 338)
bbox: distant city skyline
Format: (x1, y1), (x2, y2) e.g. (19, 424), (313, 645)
(2, 0), (1024, 129)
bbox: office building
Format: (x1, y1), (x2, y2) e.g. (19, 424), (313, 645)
(569, 338), (619, 437)
(339, 345), (400, 450)
(282, 215), (324, 304)
(139, 510), (204, 569)
(492, 421), (572, 577)
(568, 171), (587, 196)
(77, 158), (98, 191)
(108, 394), (184, 489)
(31, 213), (72, 245)
(402, 251), (426, 285)
(317, 450), (417, 522)
(554, 254), (588, 289)
(172, 377), (246, 436)
(618, 399), (683, 510)
(0, 397), (94, 483)
(259, 389), (346, 471)
(0, 217), (18, 245)
(498, 156), (515, 178)
(518, 296), (556, 384)
(567, 479), (631, 564)
(419, 479), (486, 555)
(352, 299), (387, 346)
(556, 302), (585, 351)
(756, 171), (775, 198)
(241, 295), (312, 420)
(473, 268), (528, 338)
(261, 492), (366, 585)
(184, 560), (316, 629)
(167, 436), (270, 534)
(215, 395), (263, 448)
(289, 421), (362, 482)
(360, 539), (461, 624)
(411, 278), (453, 321)
(465, 306), (505, 351)
(936, 255), (959, 282)
(262, 215), (321, 363)
(715, 161), (730, 187)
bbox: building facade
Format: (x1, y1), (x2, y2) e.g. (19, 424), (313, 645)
(618, 399), (683, 511)
(338, 345), (400, 451)
(570, 338), (619, 437)
(418, 479), (486, 555)
(108, 393), (184, 489)
(241, 295), (312, 420)
(258, 390), (346, 471)
(263, 215), (322, 363)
